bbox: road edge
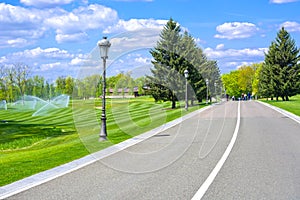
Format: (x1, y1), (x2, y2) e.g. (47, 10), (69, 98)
(256, 100), (300, 124)
(0, 105), (212, 199)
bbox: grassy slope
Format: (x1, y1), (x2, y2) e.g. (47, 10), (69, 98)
(0, 97), (204, 186)
(260, 95), (300, 116)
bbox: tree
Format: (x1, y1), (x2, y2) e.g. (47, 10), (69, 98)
(261, 27), (300, 101)
(222, 70), (241, 98)
(55, 76), (66, 95)
(14, 63), (30, 102)
(0, 66), (7, 100)
(238, 65), (255, 94)
(65, 76), (74, 96)
(147, 18), (185, 109)
(6, 65), (16, 102)
(252, 63), (263, 98)
(180, 31), (206, 104)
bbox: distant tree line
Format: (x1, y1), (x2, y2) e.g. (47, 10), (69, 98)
(0, 65), (147, 102)
(147, 18), (222, 109)
(222, 27), (300, 101)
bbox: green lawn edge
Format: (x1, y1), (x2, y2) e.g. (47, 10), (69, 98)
(0, 97), (207, 186)
(259, 95), (300, 117)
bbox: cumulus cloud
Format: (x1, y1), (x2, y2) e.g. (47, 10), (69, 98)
(0, 3), (47, 47)
(214, 22), (259, 39)
(0, 47), (74, 67)
(45, 4), (118, 43)
(0, 47), (84, 78)
(11, 47), (74, 60)
(270, 0), (299, 4)
(216, 44), (224, 50)
(280, 21), (300, 32)
(204, 46), (267, 73)
(0, 3), (119, 46)
(20, 0), (74, 8)
(104, 18), (167, 34)
(204, 47), (267, 58)
(107, 28), (162, 58)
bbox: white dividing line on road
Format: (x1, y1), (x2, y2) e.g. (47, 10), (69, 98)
(191, 101), (241, 200)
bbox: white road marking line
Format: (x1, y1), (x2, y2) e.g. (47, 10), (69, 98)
(191, 101), (241, 200)
(0, 106), (212, 199)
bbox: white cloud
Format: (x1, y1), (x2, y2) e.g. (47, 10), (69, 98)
(56, 32), (89, 43)
(134, 56), (151, 64)
(204, 47), (267, 58)
(39, 62), (62, 71)
(20, 0), (74, 8)
(0, 3), (119, 46)
(204, 46), (267, 73)
(194, 37), (206, 45)
(104, 18), (167, 34)
(214, 22), (259, 39)
(216, 44), (224, 50)
(0, 3), (47, 47)
(45, 4), (118, 43)
(280, 21), (300, 32)
(270, 0), (299, 4)
(0, 47), (75, 69)
(108, 28), (162, 58)
(13, 47), (74, 59)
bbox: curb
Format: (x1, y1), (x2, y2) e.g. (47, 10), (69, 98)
(256, 100), (300, 124)
(0, 105), (212, 199)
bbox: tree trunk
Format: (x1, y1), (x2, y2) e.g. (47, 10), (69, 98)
(286, 95), (289, 101)
(171, 91), (176, 109)
(171, 99), (176, 109)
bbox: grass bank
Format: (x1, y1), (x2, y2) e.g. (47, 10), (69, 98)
(260, 95), (300, 116)
(0, 97), (205, 186)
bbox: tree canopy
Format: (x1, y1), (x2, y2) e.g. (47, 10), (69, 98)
(259, 27), (300, 101)
(147, 18), (221, 108)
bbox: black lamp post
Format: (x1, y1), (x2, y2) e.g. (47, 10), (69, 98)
(184, 69), (188, 111)
(97, 37), (111, 141)
(206, 78), (209, 105)
(214, 82), (217, 102)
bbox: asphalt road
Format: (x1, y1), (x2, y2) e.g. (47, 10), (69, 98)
(6, 101), (300, 200)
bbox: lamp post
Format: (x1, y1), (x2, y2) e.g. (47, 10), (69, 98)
(184, 69), (188, 111)
(214, 82), (217, 102)
(206, 78), (209, 105)
(97, 36), (111, 141)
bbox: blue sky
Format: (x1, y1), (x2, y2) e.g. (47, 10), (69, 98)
(1, 0), (300, 81)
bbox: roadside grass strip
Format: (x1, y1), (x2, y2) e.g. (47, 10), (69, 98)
(0, 97), (205, 187)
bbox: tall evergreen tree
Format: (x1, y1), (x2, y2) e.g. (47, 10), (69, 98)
(261, 27), (300, 100)
(147, 18), (185, 109)
(147, 18), (221, 108)
(180, 32), (206, 104)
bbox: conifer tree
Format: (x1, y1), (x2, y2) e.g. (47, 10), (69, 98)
(147, 18), (221, 108)
(147, 18), (185, 109)
(261, 27), (300, 100)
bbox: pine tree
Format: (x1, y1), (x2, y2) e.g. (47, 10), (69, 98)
(147, 18), (221, 108)
(147, 18), (185, 109)
(262, 27), (300, 100)
(180, 32), (206, 104)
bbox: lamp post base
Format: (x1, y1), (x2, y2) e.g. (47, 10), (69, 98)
(99, 135), (107, 141)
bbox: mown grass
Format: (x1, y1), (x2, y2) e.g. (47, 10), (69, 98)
(0, 96), (205, 186)
(260, 94), (300, 116)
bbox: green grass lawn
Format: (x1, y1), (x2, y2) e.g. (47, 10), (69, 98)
(260, 94), (300, 116)
(0, 96), (205, 186)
